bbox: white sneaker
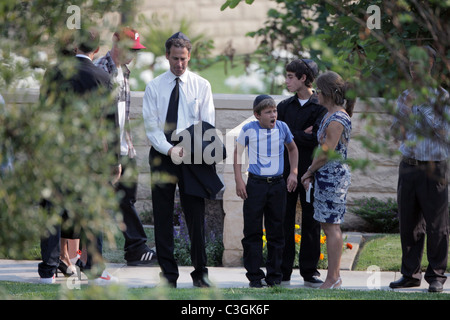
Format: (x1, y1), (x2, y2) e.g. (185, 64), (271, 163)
(92, 270), (119, 286)
(40, 274), (56, 284)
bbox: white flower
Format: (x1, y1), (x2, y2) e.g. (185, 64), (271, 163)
(271, 49), (296, 60)
(224, 73), (266, 93)
(224, 62), (267, 93)
(129, 78), (138, 90)
(134, 52), (155, 69)
(154, 56), (170, 71)
(273, 74), (285, 86)
(35, 51), (48, 63)
(139, 70), (154, 84)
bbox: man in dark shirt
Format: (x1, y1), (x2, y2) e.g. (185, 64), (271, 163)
(277, 59), (327, 287)
(38, 28), (119, 285)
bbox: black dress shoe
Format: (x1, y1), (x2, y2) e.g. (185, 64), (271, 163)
(249, 280), (264, 288)
(193, 277), (211, 288)
(389, 276), (421, 289)
(304, 276), (324, 288)
(428, 281), (443, 293)
(159, 272), (177, 288)
(57, 261), (75, 277)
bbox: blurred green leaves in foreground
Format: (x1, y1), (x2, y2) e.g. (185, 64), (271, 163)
(0, 0), (125, 259)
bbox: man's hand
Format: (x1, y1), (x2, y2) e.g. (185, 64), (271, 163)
(169, 145), (184, 164)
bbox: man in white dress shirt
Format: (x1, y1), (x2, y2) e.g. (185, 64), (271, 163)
(142, 32), (215, 288)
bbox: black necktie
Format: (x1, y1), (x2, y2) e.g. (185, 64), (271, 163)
(165, 77), (180, 143)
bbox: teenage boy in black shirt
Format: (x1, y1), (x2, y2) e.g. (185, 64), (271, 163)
(278, 59), (327, 287)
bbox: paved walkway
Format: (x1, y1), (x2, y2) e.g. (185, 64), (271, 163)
(0, 232), (449, 293)
(0, 259), (449, 293)
(0, 260), (450, 293)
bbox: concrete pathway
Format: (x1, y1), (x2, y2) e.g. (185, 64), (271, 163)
(0, 259), (449, 293)
(1, 232), (448, 294)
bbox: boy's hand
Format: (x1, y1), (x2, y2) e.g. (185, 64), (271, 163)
(235, 179), (248, 200)
(287, 172), (297, 192)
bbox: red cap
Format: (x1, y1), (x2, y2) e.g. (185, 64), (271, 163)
(115, 27), (146, 50)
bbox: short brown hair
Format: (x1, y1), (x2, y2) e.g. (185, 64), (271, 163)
(286, 59), (318, 88)
(165, 38), (192, 55)
(76, 27), (100, 54)
(316, 71), (355, 117)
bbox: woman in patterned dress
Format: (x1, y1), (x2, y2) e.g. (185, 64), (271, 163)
(301, 71), (355, 289)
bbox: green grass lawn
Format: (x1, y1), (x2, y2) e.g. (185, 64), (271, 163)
(131, 56), (256, 94)
(195, 59), (249, 94)
(354, 234), (450, 272)
(2, 281), (449, 301)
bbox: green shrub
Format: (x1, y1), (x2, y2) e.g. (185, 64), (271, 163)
(352, 197), (399, 233)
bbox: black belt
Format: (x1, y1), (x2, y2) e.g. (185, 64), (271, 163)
(402, 156), (443, 166)
(248, 173), (283, 183)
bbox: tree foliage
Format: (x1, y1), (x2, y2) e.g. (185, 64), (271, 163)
(135, 13), (216, 72)
(222, 0), (449, 156)
(222, 0), (449, 93)
(0, 0), (125, 258)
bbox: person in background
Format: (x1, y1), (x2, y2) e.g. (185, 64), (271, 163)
(53, 29), (82, 278)
(95, 27), (156, 266)
(142, 32), (216, 288)
(0, 93), (14, 175)
(39, 27), (119, 285)
(277, 59), (327, 287)
(389, 45), (449, 293)
(301, 71), (354, 289)
(234, 95), (298, 287)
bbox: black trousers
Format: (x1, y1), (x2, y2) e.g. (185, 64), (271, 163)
(116, 156), (148, 260)
(149, 148), (207, 284)
(38, 201), (103, 278)
(397, 159), (449, 284)
(242, 176), (286, 284)
(281, 176), (321, 281)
